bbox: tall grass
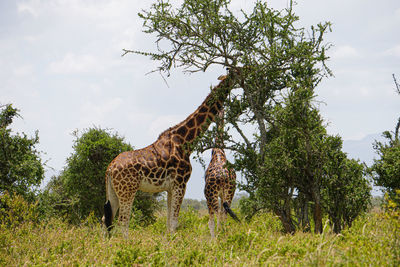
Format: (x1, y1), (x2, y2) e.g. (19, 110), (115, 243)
(0, 208), (398, 266)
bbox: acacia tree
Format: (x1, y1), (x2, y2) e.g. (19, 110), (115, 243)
(0, 104), (44, 200)
(128, 0), (332, 232)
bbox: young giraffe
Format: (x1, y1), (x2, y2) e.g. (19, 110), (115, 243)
(204, 110), (239, 238)
(103, 69), (240, 235)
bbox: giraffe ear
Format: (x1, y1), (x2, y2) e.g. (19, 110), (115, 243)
(218, 75), (227, 81)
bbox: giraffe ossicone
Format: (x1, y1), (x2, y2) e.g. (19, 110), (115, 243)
(102, 69), (240, 235)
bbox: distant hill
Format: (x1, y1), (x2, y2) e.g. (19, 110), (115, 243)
(343, 133), (385, 196)
(342, 133), (383, 166)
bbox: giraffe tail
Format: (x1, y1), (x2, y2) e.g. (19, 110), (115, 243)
(104, 200), (113, 232)
(223, 202), (240, 222)
(103, 171), (117, 233)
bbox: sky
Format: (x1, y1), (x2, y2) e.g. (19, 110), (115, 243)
(1, 0), (399, 200)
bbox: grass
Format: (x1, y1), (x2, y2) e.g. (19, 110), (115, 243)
(0, 209), (398, 266)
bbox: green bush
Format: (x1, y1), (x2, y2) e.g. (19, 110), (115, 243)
(0, 191), (38, 228)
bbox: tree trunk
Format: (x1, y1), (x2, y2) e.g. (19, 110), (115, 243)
(332, 216), (342, 234)
(274, 208), (296, 234)
(313, 199), (323, 234)
(301, 200), (311, 232)
(295, 195), (311, 232)
(311, 184), (323, 234)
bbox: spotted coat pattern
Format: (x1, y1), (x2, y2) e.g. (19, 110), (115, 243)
(204, 147), (236, 237)
(104, 72), (239, 234)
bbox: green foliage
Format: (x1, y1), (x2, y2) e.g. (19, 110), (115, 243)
(0, 191), (39, 228)
(370, 131), (400, 202)
(323, 143), (371, 232)
(42, 127), (159, 224)
(370, 74), (400, 206)
(0, 210), (397, 266)
(0, 104), (44, 199)
(383, 190), (400, 264)
(180, 198), (207, 211)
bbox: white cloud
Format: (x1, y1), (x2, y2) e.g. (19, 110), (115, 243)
(384, 44), (400, 58)
(16, 0), (142, 29)
(396, 7), (400, 17)
(331, 45), (361, 59)
(17, 1), (40, 17)
(80, 97), (123, 126)
(13, 64), (33, 77)
(48, 53), (103, 74)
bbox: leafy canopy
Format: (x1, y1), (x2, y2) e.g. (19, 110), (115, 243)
(0, 104), (44, 199)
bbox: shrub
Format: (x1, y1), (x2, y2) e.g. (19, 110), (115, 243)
(0, 191), (38, 228)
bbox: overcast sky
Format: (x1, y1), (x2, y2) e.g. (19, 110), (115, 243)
(1, 0), (399, 199)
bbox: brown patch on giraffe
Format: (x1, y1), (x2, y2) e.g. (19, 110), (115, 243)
(215, 100), (223, 110)
(160, 149), (169, 161)
(187, 118), (195, 128)
(207, 113), (215, 122)
(176, 176), (183, 184)
(155, 168), (163, 178)
(186, 128), (197, 142)
(177, 126), (188, 137)
(147, 160), (156, 169)
(199, 105), (209, 113)
(196, 114), (206, 125)
(183, 174), (190, 183)
(177, 168), (186, 177)
(209, 104), (218, 115)
(169, 155), (179, 166)
(142, 167), (150, 176)
(172, 135), (183, 144)
(133, 163), (141, 171)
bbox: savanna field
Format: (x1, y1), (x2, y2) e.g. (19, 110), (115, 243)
(1, 1), (399, 266)
(1, 207), (399, 266)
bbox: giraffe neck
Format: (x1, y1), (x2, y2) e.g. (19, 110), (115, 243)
(158, 72), (237, 152)
(214, 108), (225, 148)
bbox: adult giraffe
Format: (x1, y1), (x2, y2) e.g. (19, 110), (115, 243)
(103, 69), (240, 234)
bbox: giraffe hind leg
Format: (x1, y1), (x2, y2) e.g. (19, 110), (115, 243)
(208, 209), (216, 238)
(206, 196), (219, 238)
(118, 198), (134, 238)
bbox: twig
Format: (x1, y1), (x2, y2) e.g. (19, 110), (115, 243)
(393, 74), (400, 95)
(121, 49), (134, 57)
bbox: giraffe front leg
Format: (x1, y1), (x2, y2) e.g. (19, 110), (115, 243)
(167, 190), (172, 232)
(168, 184), (186, 232)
